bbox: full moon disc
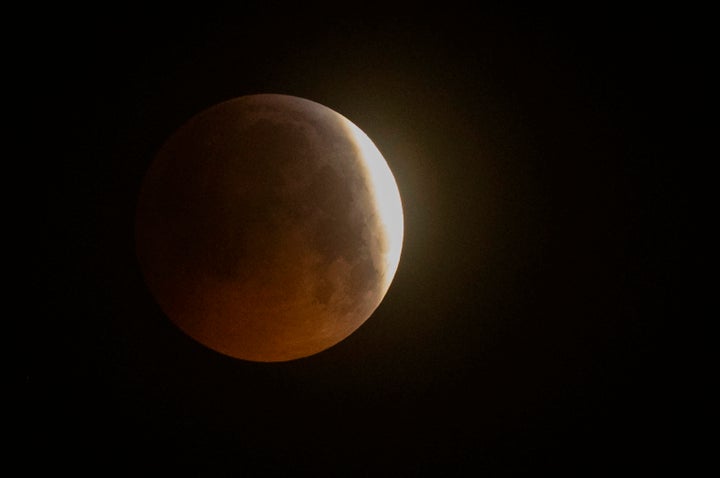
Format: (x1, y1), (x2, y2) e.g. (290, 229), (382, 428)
(135, 94), (403, 362)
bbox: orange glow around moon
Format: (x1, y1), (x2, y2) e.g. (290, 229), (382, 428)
(135, 94), (403, 362)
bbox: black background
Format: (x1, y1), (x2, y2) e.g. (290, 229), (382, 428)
(41, 4), (684, 476)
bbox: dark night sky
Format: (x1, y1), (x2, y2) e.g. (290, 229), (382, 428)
(40, 4), (685, 476)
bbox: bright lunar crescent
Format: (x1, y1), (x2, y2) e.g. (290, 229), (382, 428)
(135, 94), (403, 362)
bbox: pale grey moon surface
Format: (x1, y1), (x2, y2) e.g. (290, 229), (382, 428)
(135, 94), (403, 361)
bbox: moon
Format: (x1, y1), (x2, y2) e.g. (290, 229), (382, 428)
(135, 94), (403, 362)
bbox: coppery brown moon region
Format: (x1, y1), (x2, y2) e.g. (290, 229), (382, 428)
(135, 94), (403, 362)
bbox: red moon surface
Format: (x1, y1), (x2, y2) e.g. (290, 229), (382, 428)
(135, 94), (403, 362)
